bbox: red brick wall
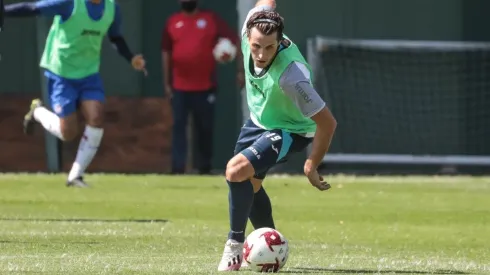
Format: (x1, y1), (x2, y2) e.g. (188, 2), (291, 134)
(0, 96), (47, 172)
(0, 96), (173, 173)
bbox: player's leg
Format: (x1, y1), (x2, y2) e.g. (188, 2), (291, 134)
(190, 90), (215, 174)
(171, 90), (189, 174)
(218, 120), (263, 271)
(249, 177), (275, 230)
(66, 75), (105, 187)
(248, 131), (313, 230)
(218, 124), (286, 271)
(24, 76), (79, 141)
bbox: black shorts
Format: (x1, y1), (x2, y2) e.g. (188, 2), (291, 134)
(234, 119), (313, 179)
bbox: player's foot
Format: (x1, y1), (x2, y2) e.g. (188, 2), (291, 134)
(23, 98), (42, 135)
(66, 176), (89, 188)
(241, 260), (249, 268)
(217, 239), (243, 271)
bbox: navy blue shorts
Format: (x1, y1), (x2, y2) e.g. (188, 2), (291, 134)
(234, 119), (313, 179)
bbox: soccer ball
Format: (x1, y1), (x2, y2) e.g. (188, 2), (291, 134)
(213, 38), (237, 63)
(243, 227), (289, 273)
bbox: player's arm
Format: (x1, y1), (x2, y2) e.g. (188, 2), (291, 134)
(280, 62), (337, 189)
(3, 0), (71, 18)
(107, 4), (146, 74)
(307, 105), (337, 171)
(107, 5), (134, 63)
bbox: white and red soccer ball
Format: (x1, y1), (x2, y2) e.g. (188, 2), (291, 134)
(213, 37), (237, 63)
(243, 227), (289, 273)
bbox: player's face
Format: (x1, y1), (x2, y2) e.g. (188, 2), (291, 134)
(248, 27), (279, 68)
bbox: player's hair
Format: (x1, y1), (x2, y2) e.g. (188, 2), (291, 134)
(246, 11), (284, 41)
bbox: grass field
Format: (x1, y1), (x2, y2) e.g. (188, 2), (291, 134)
(0, 174), (489, 274)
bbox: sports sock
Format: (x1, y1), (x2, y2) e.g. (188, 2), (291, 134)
(67, 125), (104, 181)
(227, 179), (254, 243)
(33, 107), (63, 139)
(249, 186), (275, 229)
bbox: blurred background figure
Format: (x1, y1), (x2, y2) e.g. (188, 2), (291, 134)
(161, 0), (243, 175)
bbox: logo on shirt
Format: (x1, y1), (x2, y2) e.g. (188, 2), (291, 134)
(196, 18), (207, 29)
(294, 83), (313, 104)
(175, 21), (184, 28)
(81, 29), (102, 36)
(249, 79), (265, 98)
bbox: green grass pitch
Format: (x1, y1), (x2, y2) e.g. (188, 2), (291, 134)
(0, 174), (489, 274)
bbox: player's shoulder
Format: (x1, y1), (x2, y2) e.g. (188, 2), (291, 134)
(279, 61), (311, 87)
(167, 12), (181, 21)
(164, 12), (182, 30)
(197, 9), (226, 23)
(111, 1), (121, 12)
(166, 12), (186, 24)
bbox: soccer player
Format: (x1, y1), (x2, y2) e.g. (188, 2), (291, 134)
(4, 0), (146, 187)
(217, 0), (337, 271)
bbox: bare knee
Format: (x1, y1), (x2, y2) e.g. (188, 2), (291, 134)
(85, 112), (104, 128)
(62, 129), (78, 141)
(86, 113), (104, 127)
(226, 154), (255, 182)
(60, 114), (79, 141)
(81, 100), (104, 128)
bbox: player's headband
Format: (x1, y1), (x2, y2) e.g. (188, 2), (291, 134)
(252, 19), (278, 26)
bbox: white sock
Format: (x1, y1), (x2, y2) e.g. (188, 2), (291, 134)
(67, 125), (104, 181)
(33, 107), (64, 140)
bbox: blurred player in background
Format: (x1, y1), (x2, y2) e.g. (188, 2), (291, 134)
(217, 0), (337, 271)
(4, 0), (146, 187)
(162, 0), (244, 175)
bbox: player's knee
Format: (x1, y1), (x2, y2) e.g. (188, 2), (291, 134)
(59, 116), (79, 141)
(225, 154), (254, 182)
(85, 113), (104, 128)
(81, 101), (104, 128)
(60, 127), (78, 141)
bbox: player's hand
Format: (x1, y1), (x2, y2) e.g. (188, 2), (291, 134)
(304, 159), (331, 191)
(131, 54), (148, 76)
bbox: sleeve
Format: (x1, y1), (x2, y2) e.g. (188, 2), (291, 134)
(107, 5), (133, 62)
(279, 62), (326, 118)
(241, 5), (274, 38)
(161, 19), (172, 52)
(107, 3), (122, 37)
(35, 0), (72, 18)
(4, 0), (70, 18)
